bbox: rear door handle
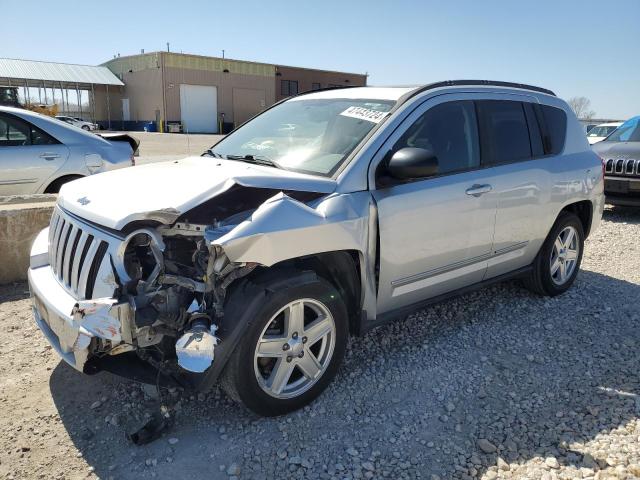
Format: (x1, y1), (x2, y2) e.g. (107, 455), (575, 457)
(465, 184), (493, 197)
(40, 153), (60, 160)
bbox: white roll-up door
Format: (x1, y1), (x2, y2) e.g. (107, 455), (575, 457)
(179, 84), (218, 133)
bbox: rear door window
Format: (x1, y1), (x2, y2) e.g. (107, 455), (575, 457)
(477, 100), (532, 165)
(0, 114), (30, 146)
(0, 114), (59, 147)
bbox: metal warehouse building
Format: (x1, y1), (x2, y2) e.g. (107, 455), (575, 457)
(103, 51), (367, 133)
(0, 58), (124, 123)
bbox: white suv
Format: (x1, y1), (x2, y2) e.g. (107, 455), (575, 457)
(29, 81), (604, 417)
(587, 121), (622, 144)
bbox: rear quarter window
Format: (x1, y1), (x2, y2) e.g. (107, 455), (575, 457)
(536, 104), (567, 155)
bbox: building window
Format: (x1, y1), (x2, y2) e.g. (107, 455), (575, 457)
(328, 84), (342, 89)
(311, 83), (321, 90)
(281, 80), (299, 97)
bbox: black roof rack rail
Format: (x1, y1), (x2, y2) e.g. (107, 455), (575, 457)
(397, 80), (555, 106)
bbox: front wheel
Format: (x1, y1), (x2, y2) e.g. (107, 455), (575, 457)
(524, 211), (584, 296)
(81, 125), (90, 131)
(221, 271), (348, 416)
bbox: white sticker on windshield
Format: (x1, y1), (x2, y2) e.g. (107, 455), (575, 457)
(339, 106), (388, 123)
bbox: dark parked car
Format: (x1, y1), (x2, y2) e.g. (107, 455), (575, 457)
(592, 116), (640, 206)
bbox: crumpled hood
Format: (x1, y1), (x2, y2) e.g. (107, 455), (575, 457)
(58, 156), (336, 230)
(592, 141), (640, 159)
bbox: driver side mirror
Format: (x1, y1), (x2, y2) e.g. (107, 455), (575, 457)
(387, 147), (438, 180)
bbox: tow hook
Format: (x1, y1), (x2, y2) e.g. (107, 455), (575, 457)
(175, 312), (218, 373)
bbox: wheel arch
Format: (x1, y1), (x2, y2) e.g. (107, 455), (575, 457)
(279, 251), (363, 335)
(43, 174), (85, 194)
(560, 200), (593, 238)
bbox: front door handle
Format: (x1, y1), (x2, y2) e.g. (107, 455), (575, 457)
(40, 152), (60, 160)
(465, 184), (492, 197)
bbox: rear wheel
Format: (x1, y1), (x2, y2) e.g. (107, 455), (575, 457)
(81, 125), (90, 131)
(524, 211), (584, 296)
(221, 271), (348, 416)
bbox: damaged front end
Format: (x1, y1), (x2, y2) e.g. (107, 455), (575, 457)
(32, 177), (375, 396)
(34, 184), (331, 385)
(73, 208), (261, 382)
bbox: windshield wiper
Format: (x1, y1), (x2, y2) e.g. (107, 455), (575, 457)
(225, 154), (282, 169)
(202, 148), (223, 158)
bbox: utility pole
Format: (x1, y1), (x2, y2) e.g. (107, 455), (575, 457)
(222, 49), (225, 59)
(166, 42), (170, 52)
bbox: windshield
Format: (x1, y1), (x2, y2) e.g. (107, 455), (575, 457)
(605, 117), (640, 142)
(588, 126), (616, 137)
(210, 98), (395, 176)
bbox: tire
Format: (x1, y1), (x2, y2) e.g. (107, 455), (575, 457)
(524, 211), (584, 296)
(44, 175), (84, 194)
(81, 125), (90, 131)
(221, 270), (348, 416)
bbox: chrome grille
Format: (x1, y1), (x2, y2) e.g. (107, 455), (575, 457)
(606, 158), (640, 178)
(48, 208), (109, 299)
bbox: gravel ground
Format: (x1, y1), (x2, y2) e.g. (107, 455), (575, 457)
(1, 207), (639, 480)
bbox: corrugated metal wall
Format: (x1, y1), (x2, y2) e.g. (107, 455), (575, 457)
(102, 53), (161, 76)
(163, 53), (275, 77)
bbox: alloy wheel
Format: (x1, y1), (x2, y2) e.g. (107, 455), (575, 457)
(254, 298), (336, 399)
(550, 226), (580, 285)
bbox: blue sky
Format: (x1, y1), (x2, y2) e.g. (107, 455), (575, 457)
(3, 0), (639, 118)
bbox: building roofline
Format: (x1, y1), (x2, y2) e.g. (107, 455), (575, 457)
(274, 63), (367, 78)
(1, 56), (112, 69)
(101, 51), (274, 69)
(0, 57), (124, 86)
(100, 51), (366, 77)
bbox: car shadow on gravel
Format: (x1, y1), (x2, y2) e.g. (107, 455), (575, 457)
(48, 269), (640, 479)
(604, 205), (640, 224)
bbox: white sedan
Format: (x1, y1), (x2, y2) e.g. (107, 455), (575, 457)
(0, 106), (137, 195)
(55, 115), (99, 131)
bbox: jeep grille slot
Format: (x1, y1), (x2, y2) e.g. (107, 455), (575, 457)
(48, 208), (109, 300)
(605, 159), (614, 174)
(625, 159), (635, 175)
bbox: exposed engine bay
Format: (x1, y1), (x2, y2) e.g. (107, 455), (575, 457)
(70, 184), (338, 385)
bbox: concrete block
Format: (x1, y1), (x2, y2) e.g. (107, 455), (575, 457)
(0, 196), (56, 284)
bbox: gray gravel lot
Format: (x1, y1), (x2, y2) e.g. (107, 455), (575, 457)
(1, 207), (639, 480)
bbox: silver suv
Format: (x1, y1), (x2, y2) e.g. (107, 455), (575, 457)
(29, 81), (604, 416)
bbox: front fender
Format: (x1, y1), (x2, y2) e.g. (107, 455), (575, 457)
(213, 190), (378, 322)
(214, 191), (373, 267)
